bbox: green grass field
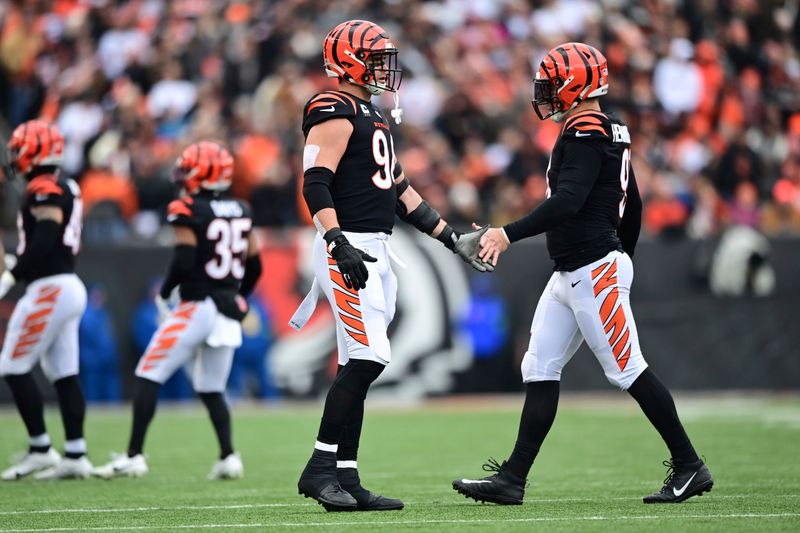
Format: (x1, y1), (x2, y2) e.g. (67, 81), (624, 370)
(0, 395), (798, 532)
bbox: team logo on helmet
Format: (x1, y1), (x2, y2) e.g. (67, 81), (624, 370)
(173, 141), (234, 195)
(323, 19), (402, 95)
(7, 120), (64, 179)
(532, 42), (609, 122)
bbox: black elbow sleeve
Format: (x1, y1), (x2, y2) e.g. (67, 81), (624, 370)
(303, 167), (336, 216)
(401, 200), (442, 235)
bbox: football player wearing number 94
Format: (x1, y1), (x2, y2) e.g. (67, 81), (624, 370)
(294, 19), (492, 512)
(453, 43), (713, 505)
(93, 142), (262, 481)
(0, 120), (91, 481)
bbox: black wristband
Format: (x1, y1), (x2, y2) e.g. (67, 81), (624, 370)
(436, 224), (459, 251)
(323, 227), (349, 255)
(402, 200), (441, 235)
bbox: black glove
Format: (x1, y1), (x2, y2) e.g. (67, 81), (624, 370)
(437, 225), (494, 272)
(324, 228), (377, 290)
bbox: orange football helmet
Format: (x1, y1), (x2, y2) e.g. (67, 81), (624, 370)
(323, 19), (402, 95)
(7, 120), (64, 178)
(173, 141), (234, 195)
(532, 43), (609, 122)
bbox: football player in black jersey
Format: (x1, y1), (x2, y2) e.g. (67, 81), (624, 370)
(294, 19), (489, 512)
(453, 43), (713, 505)
(0, 120), (92, 480)
(93, 142), (262, 481)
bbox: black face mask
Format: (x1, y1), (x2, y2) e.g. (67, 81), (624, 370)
(531, 78), (561, 120)
(362, 50), (403, 93)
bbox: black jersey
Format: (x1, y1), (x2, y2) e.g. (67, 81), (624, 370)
(504, 110), (642, 271)
(166, 191), (253, 308)
(302, 90), (399, 234)
(14, 175), (82, 283)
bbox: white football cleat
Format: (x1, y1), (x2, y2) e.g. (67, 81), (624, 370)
(34, 456), (93, 480)
(92, 453), (148, 479)
(208, 452), (243, 480)
(1, 448), (61, 481)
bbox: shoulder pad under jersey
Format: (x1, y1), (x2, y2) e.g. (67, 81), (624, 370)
(562, 111), (613, 142)
(302, 91), (359, 137)
(166, 197), (195, 226)
(26, 176), (65, 207)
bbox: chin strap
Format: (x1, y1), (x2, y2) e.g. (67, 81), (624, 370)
(390, 91), (403, 125)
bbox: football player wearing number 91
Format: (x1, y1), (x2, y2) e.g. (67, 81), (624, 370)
(453, 43), (713, 505)
(93, 142), (262, 481)
(294, 19), (492, 512)
(0, 120), (91, 480)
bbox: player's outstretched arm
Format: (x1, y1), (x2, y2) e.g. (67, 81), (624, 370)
(395, 172), (493, 272)
(303, 119), (376, 290)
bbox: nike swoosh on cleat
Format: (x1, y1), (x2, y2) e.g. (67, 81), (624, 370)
(460, 479), (492, 484)
(673, 472), (698, 497)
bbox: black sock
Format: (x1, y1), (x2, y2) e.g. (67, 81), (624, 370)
(336, 365), (364, 463)
(128, 377), (161, 457)
(198, 392), (234, 459)
(5, 373), (48, 452)
(54, 376), (86, 458)
(506, 381), (560, 480)
(627, 368), (700, 467)
(316, 360), (384, 446)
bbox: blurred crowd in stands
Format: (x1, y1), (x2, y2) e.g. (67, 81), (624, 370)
(1, 0), (800, 242)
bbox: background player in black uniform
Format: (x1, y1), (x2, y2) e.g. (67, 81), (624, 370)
(93, 141), (262, 480)
(453, 43), (713, 505)
(294, 19), (489, 512)
(0, 120), (91, 480)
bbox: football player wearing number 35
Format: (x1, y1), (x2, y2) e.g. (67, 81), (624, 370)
(93, 142), (262, 481)
(0, 120), (91, 481)
(294, 19), (491, 512)
(453, 43), (713, 505)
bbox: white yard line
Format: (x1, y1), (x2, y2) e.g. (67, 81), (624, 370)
(2, 493), (798, 516)
(1, 513), (799, 532)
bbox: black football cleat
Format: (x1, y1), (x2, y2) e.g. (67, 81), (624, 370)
(452, 458), (526, 505)
(298, 450), (357, 512)
(338, 467), (404, 511)
(643, 459), (714, 503)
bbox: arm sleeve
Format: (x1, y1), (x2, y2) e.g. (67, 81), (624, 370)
(239, 254), (263, 296)
(302, 167), (336, 217)
(619, 165), (642, 257)
(503, 141), (603, 243)
(159, 245), (197, 299)
(11, 219), (61, 279)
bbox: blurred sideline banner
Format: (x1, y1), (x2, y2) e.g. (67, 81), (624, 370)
(1, 229), (798, 403)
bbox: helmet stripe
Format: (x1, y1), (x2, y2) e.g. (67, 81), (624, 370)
(546, 53), (561, 78)
(572, 45), (593, 88)
(357, 22), (375, 49)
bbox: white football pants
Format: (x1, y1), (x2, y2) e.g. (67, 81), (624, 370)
(0, 273), (87, 381)
(521, 250), (648, 390)
(135, 297), (241, 393)
(313, 231), (397, 366)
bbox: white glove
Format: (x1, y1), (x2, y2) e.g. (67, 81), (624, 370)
(0, 270), (16, 300)
(4, 254), (17, 271)
(154, 294), (171, 324)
